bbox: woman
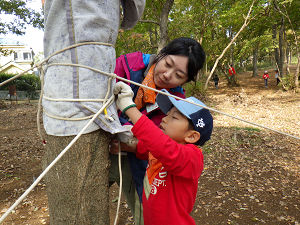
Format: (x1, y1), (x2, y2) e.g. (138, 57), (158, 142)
(110, 37), (205, 224)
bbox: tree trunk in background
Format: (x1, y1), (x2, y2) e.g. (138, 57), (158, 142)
(43, 130), (111, 225)
(279, 17), (284, 76)
(252, 45), (258, 77)
(148, 25), (156, 52)
(272, 24), (280, 75)
(229, 27), (234, 66)
(286, 48), (290, 74)
(157, 0), (174, 52)
(295, 56), (299, 89)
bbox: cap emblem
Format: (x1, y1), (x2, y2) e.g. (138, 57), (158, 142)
(196, 118), (205, 128)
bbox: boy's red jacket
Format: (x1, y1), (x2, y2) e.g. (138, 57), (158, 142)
(228, 66), (236, 76)
(263, 73), (269, 79)
(132, 115), (204, 225)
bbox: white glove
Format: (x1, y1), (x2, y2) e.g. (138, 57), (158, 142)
(116, 125), (138, 148)
(113, 82), (136, 113)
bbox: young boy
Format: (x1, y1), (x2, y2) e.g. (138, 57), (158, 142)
(114, 82), (213, 225)
(263, 70), (269, 88)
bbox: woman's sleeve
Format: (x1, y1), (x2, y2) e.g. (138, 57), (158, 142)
(114, 55), (125, 78)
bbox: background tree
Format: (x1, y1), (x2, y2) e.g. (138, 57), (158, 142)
(0, 0), (43, 54)
(0, 0), (42, 34)
(115, 0), (299, 89)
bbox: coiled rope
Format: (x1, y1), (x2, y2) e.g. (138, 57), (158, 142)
(0, 41), (299, 224)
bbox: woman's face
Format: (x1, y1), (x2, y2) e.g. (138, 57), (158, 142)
(153, 55), (189, 89)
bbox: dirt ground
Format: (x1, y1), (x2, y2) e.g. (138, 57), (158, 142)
(0, 68), (299, 225)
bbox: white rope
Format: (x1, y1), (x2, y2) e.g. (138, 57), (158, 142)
(0, 41), (299, 224)
(43, 96), (106, 102)
(44, 111), (95, 121)
(0, 42), (113, 88)
(47, 62), (300, 140)
(0, 96), (114, 224)
(113, 144), (123, 225)
(0, 42), (298, 140)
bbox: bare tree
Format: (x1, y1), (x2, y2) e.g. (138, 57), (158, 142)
(204, 0), (256, 90)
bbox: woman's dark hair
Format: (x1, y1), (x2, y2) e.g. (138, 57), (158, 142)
(153, 37), (206, 82)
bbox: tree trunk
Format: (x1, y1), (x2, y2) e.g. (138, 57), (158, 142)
(286, 43), (290, 74)
(230, 29), (234, 66)
(295, 56), (299, 89)
(279, 17), (284, 76)
(43, 130), (111, 225)
(157, 0), (174, 52)
(252, 45), (258, 77)
(272, 24), (280, 74)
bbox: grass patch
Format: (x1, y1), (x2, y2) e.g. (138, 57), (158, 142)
(233, 127), (261, 132)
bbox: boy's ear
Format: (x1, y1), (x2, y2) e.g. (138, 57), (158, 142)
(184, 130), (200, 144)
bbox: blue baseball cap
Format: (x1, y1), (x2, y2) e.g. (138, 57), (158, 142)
(156, 89), (213, 146)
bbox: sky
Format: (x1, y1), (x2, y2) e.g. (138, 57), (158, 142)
(0, 0), (44, 53)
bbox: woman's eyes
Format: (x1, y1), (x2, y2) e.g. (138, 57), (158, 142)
(165, 61), (171, 67)
(176, 73), (183, 79)
(164, 59), (185, 79)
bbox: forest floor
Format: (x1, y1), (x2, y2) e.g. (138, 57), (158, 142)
(0, 67), (299, 225)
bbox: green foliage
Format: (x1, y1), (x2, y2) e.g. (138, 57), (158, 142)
(0, 0), (43, 35)
(0, 73), (41, 98)
(280, 72), (295, 90)
(183, 79), (206, 98)
(115, 0), (299, 88)
(115, 28), (154, 56)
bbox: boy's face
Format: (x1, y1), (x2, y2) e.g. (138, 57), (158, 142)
(159, 107), (199, 144)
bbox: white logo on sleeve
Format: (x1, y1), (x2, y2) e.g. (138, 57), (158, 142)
(196, 118), (205, 128)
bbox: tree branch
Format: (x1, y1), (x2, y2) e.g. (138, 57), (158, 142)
(204, 0), (256, 90)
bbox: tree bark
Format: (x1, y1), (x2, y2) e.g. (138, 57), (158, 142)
(295, 56), (300, 89)
(230, 27), (234, 66)
(157, 0), (174, 52)
(272, 24), (280, 75)
(43, 130), (111, 225)
(279, 17), (284, 76)
(285, 41), (290, 75)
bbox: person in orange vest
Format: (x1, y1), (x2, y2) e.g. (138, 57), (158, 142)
(263, 70), (269, 88)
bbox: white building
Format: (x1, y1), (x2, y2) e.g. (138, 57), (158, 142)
(0, 38), (35, 74)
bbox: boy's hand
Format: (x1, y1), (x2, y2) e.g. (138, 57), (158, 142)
(113, 82), (136, 113)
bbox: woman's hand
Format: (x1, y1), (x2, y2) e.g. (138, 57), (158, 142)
(109, 139), (138, 154)
(109, 139), (121, 155)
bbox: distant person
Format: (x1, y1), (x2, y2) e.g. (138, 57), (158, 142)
(213, 74), (219, 89)
(263, 70), (269, 88)
(228, 64), (236, 81)
(275, 69), (280, 85)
